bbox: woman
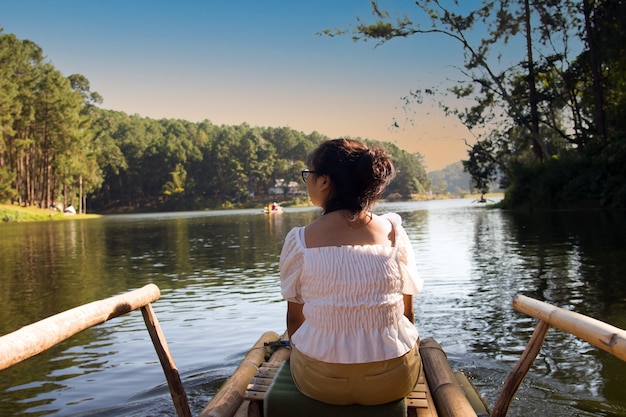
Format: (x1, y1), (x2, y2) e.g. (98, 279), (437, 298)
(279, 138), (423, 405)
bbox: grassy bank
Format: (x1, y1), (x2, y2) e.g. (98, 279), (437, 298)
(0, 203), (101, 223)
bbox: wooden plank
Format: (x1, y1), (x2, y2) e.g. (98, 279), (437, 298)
(256, 368), (278, 376)
(245, 383), (270, 393)
(408, 391), (427, 399)
(243, 361), (284, 401)
(408, 398), (430, 408)
(490, 320), (549, 417)
(243, 390), (266, 401)
(249, 376), (274, 385)
(414, 385), (438, 417)
(407, 378), (428, 401)
(237, 337), (291, 411)
(410, 355), (438, 417)
(419, 388), (439, 417)
(141, 303), (191, 417)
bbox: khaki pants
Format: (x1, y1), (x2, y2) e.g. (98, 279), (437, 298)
(289, 342), (421, 405)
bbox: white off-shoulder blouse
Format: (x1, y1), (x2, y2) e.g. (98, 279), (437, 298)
(279, 213), (423, 364)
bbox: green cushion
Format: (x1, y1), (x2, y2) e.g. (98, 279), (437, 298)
(264, 361), (407, 417)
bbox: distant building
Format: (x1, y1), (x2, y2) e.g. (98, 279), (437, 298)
(287, 181), (306, 196)
(268, 179), (286, 195)
(268, 179), (304, 196)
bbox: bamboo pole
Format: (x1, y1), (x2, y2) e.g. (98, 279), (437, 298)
(419, 337), (478, 417)
(232, 332), (291, 417)
(454, 371), (489, 417)
(490, 319), (550, 417)
(200, 331), (280, 417)
(0, 284), (161, 371)
(141, 303), (191, 417)
(491, 295), (626, 417)
(513, 294), (626, 362)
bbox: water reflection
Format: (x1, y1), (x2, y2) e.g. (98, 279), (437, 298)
(463, 209), (626, 416)
(1, 201), (625, 416)
(386, 201), (626, 416)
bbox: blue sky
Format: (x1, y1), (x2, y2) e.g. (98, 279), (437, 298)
(1, 0), (474, 170)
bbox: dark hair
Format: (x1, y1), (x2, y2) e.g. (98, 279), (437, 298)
(307, 138), (396, 216)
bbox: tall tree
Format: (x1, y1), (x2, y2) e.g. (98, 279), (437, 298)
(582, 0), (606, 141)
(324, 1), (625, 206)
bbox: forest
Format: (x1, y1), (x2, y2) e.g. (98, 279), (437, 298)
(0, 30), (429, 213)
(2, 0), (625, 212)
(328, 0), (626, 209)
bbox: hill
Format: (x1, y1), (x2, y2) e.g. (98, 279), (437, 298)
(428, 162), (472, 195)
(428, 161), (504, 196)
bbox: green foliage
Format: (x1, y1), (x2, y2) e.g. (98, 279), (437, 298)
(0, 30), (433, 213)
(0, 166), (17, 201)
(504, 147), (626, 210)
(365, 139), (430, 198)
(162, 164), (186, 196)
(328, 1), (626, 209)
(0, 29), (98, 211)
(463, 139), (499, 194)
(84, 111), (431, 211)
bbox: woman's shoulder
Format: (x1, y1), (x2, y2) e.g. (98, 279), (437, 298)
(279, 227), (304, 254)
(285, 226), (305, 245)
(379, 213), (411, 248)
(379, 212), (402, 225)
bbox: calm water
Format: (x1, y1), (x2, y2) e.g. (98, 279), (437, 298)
(1, 199), (625, 416)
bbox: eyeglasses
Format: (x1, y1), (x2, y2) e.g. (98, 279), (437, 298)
(301, 169), (321, 183)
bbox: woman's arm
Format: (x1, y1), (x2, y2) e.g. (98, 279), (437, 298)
(287, 301), (305, 338)
(403, 294), (414, 323)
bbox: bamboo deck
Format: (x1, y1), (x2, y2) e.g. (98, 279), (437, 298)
(199, 332), (485, 417)
(243, 359), (438, 417)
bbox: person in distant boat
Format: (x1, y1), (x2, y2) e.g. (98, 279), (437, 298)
(279, 138), (423, 405)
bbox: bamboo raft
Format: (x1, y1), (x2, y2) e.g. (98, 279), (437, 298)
(1, 287), (625, 417)
(199, 294), (626, 417)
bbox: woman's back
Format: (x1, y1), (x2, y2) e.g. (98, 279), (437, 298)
(280, 213), (420, 363)
(279, 138), (422, 405)
(303, 211), (395, 248)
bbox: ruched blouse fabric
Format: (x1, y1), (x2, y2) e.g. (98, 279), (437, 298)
(279, 213), (422, 364)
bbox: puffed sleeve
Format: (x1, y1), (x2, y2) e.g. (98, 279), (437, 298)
(384, 213), (423, 295)
(279, 227), (305, 303)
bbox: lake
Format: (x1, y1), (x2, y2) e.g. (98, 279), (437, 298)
(1, 199), (625, 416)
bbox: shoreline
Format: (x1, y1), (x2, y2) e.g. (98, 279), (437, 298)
(1, 194), (505, 223)
(0, 203), (102, 223)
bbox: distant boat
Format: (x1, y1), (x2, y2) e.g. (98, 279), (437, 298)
(264, 203), (283, 214)
(471, 194), (494, 204)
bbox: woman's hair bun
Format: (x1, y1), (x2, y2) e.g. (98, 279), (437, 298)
(308, 138), (396, 216)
